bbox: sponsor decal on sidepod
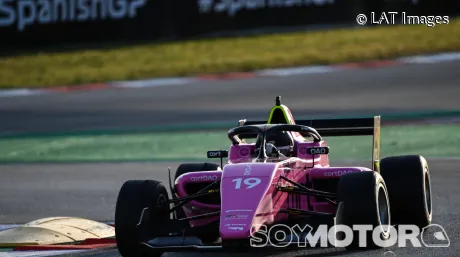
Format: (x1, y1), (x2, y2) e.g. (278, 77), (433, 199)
(226, 224), (247, 226)
(226, 214), (249, 220)
(191, 175), (219, 181)
(228, 227), (243, 231)
(324, 170), (355, 176)
(226, 209), (252, 212)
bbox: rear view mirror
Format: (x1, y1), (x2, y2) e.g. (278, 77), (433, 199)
(307, 147), (329, 155)
(207, 150), (229, 158)
(207, 150), (228, 167)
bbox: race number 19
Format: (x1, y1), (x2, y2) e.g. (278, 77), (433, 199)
(232, 177), (261, 189)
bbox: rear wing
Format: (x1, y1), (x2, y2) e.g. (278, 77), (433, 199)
(238, 116), (381, 172)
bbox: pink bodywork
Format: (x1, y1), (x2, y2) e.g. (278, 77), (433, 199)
(175, 136), (371, 241)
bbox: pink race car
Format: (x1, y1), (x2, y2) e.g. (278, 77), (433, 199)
(114, 96), (433, 257)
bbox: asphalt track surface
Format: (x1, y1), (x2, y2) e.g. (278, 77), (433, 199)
(1, 60), (460, 134)
(1, 60), (460, 256)
(1, 159), (459, 257)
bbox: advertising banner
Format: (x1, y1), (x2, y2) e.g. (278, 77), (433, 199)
(0, 0), (168, 48)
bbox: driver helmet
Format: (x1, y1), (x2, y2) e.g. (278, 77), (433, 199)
(266, 131), (294, 157)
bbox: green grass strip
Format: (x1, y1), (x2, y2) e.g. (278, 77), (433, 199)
(2, 110), (460, 139)
(1, 19), (460, 88)
(1, 124), (459, 163)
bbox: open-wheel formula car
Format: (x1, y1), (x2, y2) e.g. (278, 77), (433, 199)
(114, 96), (433, 257)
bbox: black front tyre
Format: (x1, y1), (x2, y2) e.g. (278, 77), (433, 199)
(380, 155), (432, 228)
(335, 171), (392, 250)
(115, 180), (170, 257)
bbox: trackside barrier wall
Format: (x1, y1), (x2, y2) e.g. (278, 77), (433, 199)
(0, 0), (459, 49)
(0, 0), (169, 48)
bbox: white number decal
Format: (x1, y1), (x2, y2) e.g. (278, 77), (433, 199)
(232, 177), (261, 189)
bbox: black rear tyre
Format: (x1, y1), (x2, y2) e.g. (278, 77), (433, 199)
(335, 171), (391, 250)
(115, 180), (170, 257)
(380, 155), (432, 228)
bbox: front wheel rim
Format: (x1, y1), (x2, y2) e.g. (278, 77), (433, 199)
(425, 170), (432, 216)
(378, 184), (390, 237)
